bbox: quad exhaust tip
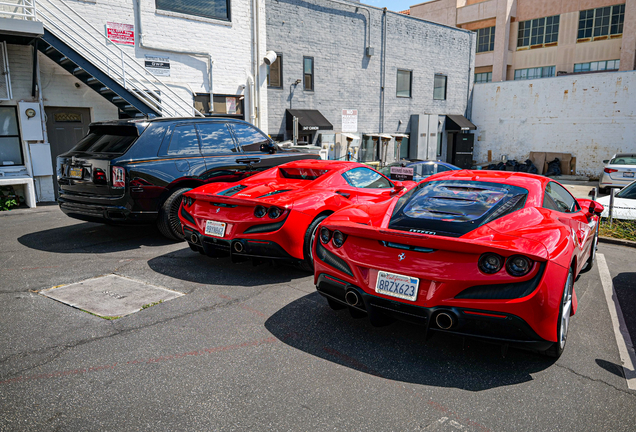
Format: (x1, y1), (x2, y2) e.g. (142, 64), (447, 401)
(345, 290), (360, 307)
(435, 312), (455, 330)
(233, 241), (244, 253)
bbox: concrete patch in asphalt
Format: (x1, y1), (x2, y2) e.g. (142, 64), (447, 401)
(40, 274), (183, 318)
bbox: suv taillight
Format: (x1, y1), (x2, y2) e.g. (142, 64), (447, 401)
(112, 166), (126, 188)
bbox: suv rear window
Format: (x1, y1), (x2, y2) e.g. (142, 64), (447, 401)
(389, 180), (528, 237)
(71, 126), (139, 154)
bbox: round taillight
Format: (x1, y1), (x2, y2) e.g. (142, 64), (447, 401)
(506, 255), (532, 277)
(268, 206), (282, 219)
(254, 206), (267, 218)
(478, 253), (504, 274)
(320, 227), (331, 244)
(332, 230), (345, 248)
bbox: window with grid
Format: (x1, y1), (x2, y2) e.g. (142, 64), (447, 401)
(0, 107), (23, 166)
(476, 27), (496, 53)
(155, 0), (230, 21)
(514, 66), (555, 80)
(578, 4), (625, 40)
(475, 72), (492, 83)
(573, 59), (620, 73)
(517, 15), (560, 48)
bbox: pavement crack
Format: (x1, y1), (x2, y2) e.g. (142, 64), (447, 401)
(555, 363), (636, 396)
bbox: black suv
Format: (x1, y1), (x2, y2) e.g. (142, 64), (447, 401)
(56, 117), (319, 239)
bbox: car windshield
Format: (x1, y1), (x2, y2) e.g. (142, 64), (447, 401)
(71, 126), (139, 154)
(389, 180), (528, 237)
(610, 156), (636, 165)
(616, 182), (636, 199)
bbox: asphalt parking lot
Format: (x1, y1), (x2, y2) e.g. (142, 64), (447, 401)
(1, 205), (636, 431)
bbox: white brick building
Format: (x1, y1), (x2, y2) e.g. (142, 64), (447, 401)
(0, 0), (267, 205)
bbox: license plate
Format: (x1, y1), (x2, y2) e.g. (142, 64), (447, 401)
(69, 167), (82, 179)
(204, 220), (226, 237)
(375, 270), (419, 302)
(624, 172), (634, 178)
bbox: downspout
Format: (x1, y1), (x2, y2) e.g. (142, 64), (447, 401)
(251, 0), (261, 127)
(135, 0), (212, 115)
(466, 31), (474, 121)
(247, 74), (256, 125)
(380, 8), (387, 133)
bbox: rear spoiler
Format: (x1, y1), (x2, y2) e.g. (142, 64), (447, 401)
(322, 220), (549, 261)
(186, 189), (291, 210)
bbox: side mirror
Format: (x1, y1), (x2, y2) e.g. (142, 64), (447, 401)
(260, 142), (277, 154)
(391, 183), (405, 195)
(590, 201), (604, 216)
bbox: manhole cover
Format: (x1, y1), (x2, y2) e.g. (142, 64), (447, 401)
(41, 275), (183, 318)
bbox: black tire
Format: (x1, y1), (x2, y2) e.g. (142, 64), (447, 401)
(543, 267), (574, 359)
(580, 229), (599, 273)
(157, 187), (191, 241)
(299, 214), (329, 272)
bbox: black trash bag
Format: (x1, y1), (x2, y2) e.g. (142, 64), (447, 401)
(506, 160), (520, 171)
(487, 163), (498, 170)
(495, 162), (506, 170)
(545, 158), (561, 176)
(525, 159), (538, 174)
(517, 162), (529, 172)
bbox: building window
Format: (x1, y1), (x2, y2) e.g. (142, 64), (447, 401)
(514, 66), (555, 80)
(267, 54), (282, 88)
(517, 15), (560, 49)
(303, 57), (314, 91)
(433, 74), (447, 100)
(578, 4), (625, 41)
(476, 26), (496, 53)
(0, 106), (23, 166)
(574, 59), (620, 73)
(475, 72), (492, 83)
(396, 69), (412, 98)
(155, 0), (230, 21)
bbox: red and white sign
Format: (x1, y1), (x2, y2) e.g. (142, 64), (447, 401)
(389, 166), (414, 181)
(342, 109), (358, 133)
(106, 22), (135, 46)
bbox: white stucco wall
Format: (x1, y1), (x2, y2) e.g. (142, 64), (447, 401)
(471, 71), (636, 177)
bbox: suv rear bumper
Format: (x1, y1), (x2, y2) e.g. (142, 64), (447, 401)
(59, 199), (157, 224)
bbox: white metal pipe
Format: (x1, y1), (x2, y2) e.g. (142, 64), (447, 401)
(247, 74), (256, 125)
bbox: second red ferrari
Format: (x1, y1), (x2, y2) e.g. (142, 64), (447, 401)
(178, 159), (410, 270)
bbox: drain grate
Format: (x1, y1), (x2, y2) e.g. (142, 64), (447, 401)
(40, 274), (183, 318)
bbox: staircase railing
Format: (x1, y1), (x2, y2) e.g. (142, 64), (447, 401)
(34, 0), (203, 117)
(0, 0), (36, 20)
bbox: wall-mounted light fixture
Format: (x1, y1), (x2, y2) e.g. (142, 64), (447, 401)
(25, 108), (36, 118)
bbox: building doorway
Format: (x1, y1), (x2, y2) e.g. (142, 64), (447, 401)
(45, 107), (91, 199)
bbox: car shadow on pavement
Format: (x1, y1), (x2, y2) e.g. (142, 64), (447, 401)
(147, 248), (310, 287)
(613, 272), (636, 343)
(265, 292), (555, 391)
(18, 222), (175, 253)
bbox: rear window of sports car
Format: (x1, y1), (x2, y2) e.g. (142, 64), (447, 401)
(279, 168), (329, 180)
(389, 180), (528, 237)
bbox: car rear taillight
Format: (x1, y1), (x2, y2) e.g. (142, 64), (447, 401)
(93, 168), (107, 185)
(604, 168), (618, 173)
(112, 166), (125, 188)
(478, 253), (504, 274)
(320, 227), (332, 244)
(332, 230), (346, 248)
(505, 255), (533, 277)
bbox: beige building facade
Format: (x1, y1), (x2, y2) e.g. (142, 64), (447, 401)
(409, 0), (636, 82)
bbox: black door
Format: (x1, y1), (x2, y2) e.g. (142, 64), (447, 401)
(45, 107), (91, 199)
(452, 133), (474, 169)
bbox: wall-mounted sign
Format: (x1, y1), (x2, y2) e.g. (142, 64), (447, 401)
(144, 55), (170, 77)
(389, 166), (414, 181)
(106, 22), (135, 46)
(342, 109), (358, 133)
(226, 97), (237, 114)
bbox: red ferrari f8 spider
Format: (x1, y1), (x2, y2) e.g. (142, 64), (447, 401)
(178, 160), (410, 270)
(314, 170), (604, 358)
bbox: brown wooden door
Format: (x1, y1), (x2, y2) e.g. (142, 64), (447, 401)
(45, 107), (91, 199)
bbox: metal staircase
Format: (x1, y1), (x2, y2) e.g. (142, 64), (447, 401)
(9, 0), (204, 118)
